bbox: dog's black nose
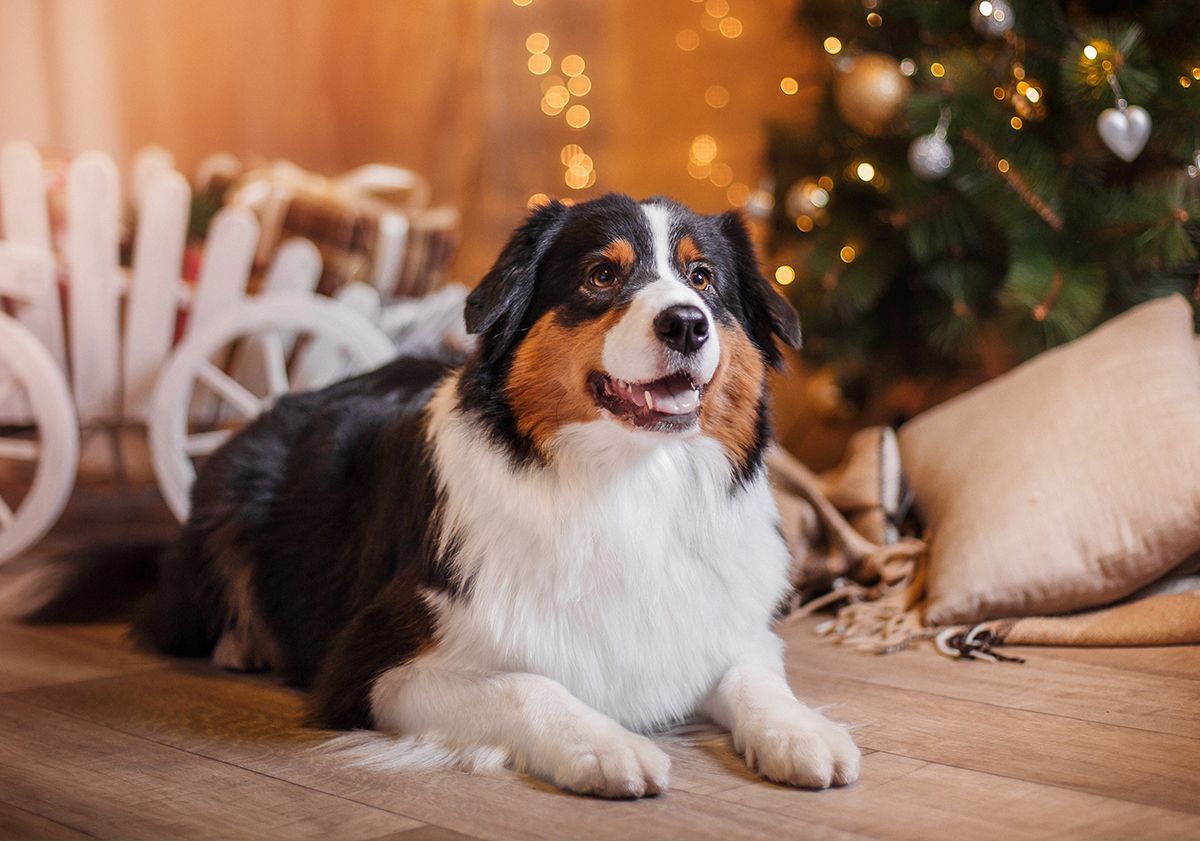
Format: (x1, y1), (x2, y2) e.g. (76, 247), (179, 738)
(654, 305), (709, 355)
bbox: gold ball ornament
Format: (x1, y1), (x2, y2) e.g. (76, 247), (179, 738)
(833, 53), (912, 135)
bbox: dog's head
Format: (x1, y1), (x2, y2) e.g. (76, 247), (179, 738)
(460, 194), (801, 473)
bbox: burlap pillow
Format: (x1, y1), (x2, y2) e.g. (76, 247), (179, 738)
(899, 294), (1200, 625)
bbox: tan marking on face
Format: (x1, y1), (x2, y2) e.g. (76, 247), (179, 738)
(676, 234), (703, 268)
(506, 308), (625, 456)
(700, 322), (767, 469)
(602, 238), (637, 273)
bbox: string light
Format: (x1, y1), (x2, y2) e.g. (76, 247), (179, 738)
(705, 85), (730, 108)
(567, 75), (592, 96)
(719, 17), (743, 38)
(527, 192), (550, 207)
(727, 182), (751, 206)
(690, 134), (718, 165)
(1083, 44), (1098, 60)
(774, 266), (796, 285)
(930, 62), (946, 78)
(565, 104), (591, 128)
(839, 246), (857, 263)
(513, 0), (532, 6)
(710, 162), (733, 187)
(997, 158), (1011, 172)
(855, 162), (876, 181)
(1010, 116), (1023, 130)
(899, 58), (916, 76)
(676, 29), (700, 51)
(823, 36), (842, 55)
(795, 215), (814, 232)
(705, 0), (729, 18)
(525, 32), (549, 53)
(818, 176), (834, 190)
(866, 12), (882, 27)
(780, 77), (799, 95)
(528, 54), (552, 74)
(561, 54), (585, 76)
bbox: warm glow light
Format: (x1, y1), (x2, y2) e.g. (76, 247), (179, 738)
(809, 187), (829, 208)
(1010, 116), (1023, 130)
(565, 104), (591, 128)
(676, 29), (701, 51)
(930, 62), (945, 78)
(978, 1), (993, 14)
(540, 96), (564, 116)
(855, 162), (876, 181)
(560, 144), (584, 165)
(544, 85), (570, 109)
(564, 164), (590, 190)
(823, 36), (842, 55)
(780, 77), (800, 95)
(719, 17), (743, 38)
(710, 163), (733, 187)
(527, 192), (550, 207)
(528, 54), (552, 75)
(993, 86), (1005, 100)
(1193, 67), (1200, 80)
(818, 175), (834, 190)
(866, 12), (882, 27)
(1182, 76), (1193, 89)
(561, 54), (585, 76)
(705, 0), (729, 18)
(690, 134), (719, 165)
(774, 265), (796, 285)
(513, 0), (532, 6)
(540, 74), (564, 94)
(795, 215), (814, 232)
(998, 159), (1011, 172)
(525, 32), (549, 54)
(727, 182), (751, 207)
(899, 58), (916, 76)
(705, 85), (730, 108)
(688, 160), (712, 180)
(567, 74), (592, 96)
(839, 246), (856, 263)
(1083, 44), (1098, 60)
(1026, 87), (1040, 103)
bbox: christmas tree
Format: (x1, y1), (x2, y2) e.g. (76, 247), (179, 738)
(767, 0), (1200, 413)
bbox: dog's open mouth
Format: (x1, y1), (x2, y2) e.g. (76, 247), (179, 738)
(589, 371), (702, 431)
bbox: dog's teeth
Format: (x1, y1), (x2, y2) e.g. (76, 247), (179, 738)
(644, 390), (655, 410)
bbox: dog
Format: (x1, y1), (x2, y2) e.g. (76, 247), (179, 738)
(38, 194), (861, 797)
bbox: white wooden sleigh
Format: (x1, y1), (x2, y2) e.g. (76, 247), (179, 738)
(0, 142), (468, 564)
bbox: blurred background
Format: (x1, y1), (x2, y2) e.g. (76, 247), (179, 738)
(2, 0), (1197, 469)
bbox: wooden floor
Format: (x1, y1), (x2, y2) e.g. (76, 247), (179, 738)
(1, 480), (1198, 841)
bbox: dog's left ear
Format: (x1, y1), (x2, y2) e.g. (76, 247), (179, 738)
(718, 210), (802, 368)
(466, 201), (570, 363)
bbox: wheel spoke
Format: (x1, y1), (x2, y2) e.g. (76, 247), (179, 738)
(184, 428), (233, 458)
(260, 331), (290, 399)
(0, 437), (39, 461)
(0, 493), (13, 528)
(197, 362), (264, 419)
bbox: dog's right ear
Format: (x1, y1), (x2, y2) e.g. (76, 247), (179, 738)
(465, 201), (570, 363)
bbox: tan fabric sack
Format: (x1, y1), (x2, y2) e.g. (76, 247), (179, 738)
(899, 295), (1200, 626)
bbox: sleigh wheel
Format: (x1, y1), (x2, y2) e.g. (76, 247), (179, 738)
(0, 312), (80, 565)
(149, 293), (395, 522)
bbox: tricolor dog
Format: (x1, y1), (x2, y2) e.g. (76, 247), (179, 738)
(138, 194), (861, 797)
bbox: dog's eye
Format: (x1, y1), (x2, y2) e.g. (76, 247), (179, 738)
(589, 265), (617, 289)
(689, 267), (712, 291)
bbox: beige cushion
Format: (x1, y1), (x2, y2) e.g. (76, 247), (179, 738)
(899, 295), (1200, 625)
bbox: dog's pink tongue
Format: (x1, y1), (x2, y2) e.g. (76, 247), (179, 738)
(613, 377), (699, 415)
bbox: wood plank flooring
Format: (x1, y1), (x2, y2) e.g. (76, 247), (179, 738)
(0, 480), (1197, 840)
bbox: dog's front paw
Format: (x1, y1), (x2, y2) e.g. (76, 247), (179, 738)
(543, 723), (671, 799)
(736, 706), (860, 789)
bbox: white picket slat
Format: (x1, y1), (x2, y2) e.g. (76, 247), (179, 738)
(0, 141), (52, 249)
(66, 151), (122, 425)
(224, 238), (322, 406)
(129, 145), (176, 211)
(186, 206), (259, 334)
(122, 171), (190, 421)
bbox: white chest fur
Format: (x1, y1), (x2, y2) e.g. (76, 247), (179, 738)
(423, 377), (791, 732)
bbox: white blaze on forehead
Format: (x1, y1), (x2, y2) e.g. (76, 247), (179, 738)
(599, 203), (721, 385)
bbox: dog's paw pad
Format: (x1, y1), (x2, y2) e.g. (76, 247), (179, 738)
(740, 712), (860, 789)
(553, 731), (670, 799)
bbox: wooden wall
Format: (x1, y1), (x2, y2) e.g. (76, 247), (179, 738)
(0, 0), (821, 281)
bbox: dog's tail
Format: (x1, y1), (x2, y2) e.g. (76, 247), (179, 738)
(0, 541), (164, 623)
